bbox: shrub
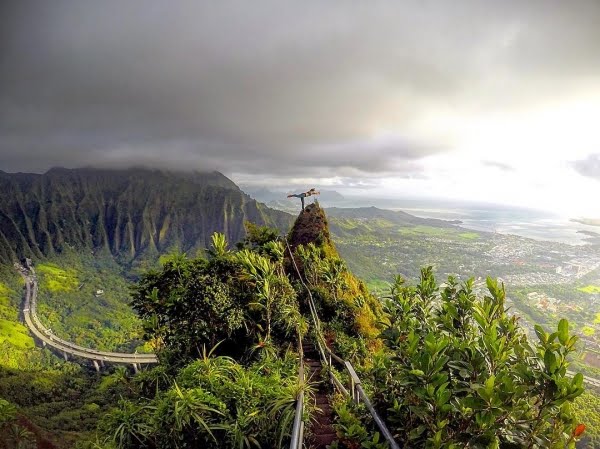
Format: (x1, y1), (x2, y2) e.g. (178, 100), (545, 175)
(371, 268), (585, 448)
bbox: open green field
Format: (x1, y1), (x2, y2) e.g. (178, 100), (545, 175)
(37, 263), (79, 293)
(396, 225), (480, 241)
(0, 282), (10, 296)
(0, 282), (16, 320)
(397, 225), (450, 237)
(0, 318), (34, 348)
(582, 326), (596, 336)
(365, 278), (392, 295)
(579, 285), (600, 294)
(458, 232), (480, 240)
(35, 253), (145, 352)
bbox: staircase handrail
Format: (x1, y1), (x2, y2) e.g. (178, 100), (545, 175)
(283, 238), (399, 449)
(289, 336), (305, 449)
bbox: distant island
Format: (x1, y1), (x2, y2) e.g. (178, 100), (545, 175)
(572, 218), (600, 227)
(577, 230), (600, 237)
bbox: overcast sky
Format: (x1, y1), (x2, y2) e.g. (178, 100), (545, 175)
(1, 1), (600, 216)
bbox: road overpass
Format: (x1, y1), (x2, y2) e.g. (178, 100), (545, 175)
(19, 263), (157, 372)
(17, 263), (600, 387)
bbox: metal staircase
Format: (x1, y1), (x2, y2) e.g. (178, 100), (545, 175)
(284, 239), (399, 449)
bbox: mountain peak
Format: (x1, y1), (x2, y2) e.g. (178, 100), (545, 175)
(42, 167), (240, 191)
(288, 202), (338, 257)
(0, 168), (291, 263)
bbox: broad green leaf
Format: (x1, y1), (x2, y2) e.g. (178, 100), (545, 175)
(544, 350), (557, 373)
(534, 325), (547, 344)
(558, 319), (569, 345)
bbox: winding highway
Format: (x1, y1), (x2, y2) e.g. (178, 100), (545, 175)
(16, 262), (600, 387)
(19, 262), (157, 371)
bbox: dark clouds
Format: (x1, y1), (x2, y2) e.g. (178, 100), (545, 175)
(1, 0), (600, 184)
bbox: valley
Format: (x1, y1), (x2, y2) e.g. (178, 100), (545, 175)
(327, 209), (600, 369)
(3, 3), (599, 447)
(1, 170), (599, 448)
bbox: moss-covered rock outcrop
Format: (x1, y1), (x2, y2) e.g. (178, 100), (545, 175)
(286, 202), (383, 345)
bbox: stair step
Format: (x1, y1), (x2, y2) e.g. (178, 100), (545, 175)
(313, 416), (333, 426)
(313, 432), (336, 438)
(310, 433), (337, 448)
(303, 342), (337, 449)
(316, 404), (332, 412)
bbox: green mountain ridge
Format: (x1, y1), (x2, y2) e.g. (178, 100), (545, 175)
(0, 168), (292, 264)
(326, 205), (460, 236)
(0, 196), (594, 448)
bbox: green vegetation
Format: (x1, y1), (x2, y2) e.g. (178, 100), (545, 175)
(86, 209), (586, 448)
(95, 352), (303, 449)
(0, 269), (38, 370)
(0, 281), (18, 321)
(287, 204), (384, 341)
(37, 263), (79, 292)
(365, 278), (391, 296)
(0, 168), (292, 265)
(85, 231), (307, 448)
(510, 284), (599, 343)
(80, 210), (387, 448)
(0, 359), (157, 449)
(0, 281), (29, 354)
(330, 398), (388, 449)
(0, 265), (142, 449)
(397, 224), (461, 237)
(579, 285), (600, 294)
(573, 391), (600, 448)
(369, 270), (584, 448)
(330, 219), (502, 283)
(327, 209), (580, 285)
(36, 252), (145, 352)
(0, 198), (597, 448)
(0, 397), (36, 449)
(131, 233), (301, 362)
(0, 319), (34, 349)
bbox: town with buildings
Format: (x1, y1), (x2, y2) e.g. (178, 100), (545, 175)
(330, 216), (600, 374)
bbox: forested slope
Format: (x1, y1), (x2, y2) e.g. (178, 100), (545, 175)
(0, 168), (292, 264)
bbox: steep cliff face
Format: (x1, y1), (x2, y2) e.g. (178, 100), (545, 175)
(0, 168), (292, 263)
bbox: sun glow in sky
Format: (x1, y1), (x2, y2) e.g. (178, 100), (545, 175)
(393, 93), (600, 216)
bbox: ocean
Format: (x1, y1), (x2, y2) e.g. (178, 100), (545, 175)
(340, 197), (600, 246)
(400, 206), (597, 245)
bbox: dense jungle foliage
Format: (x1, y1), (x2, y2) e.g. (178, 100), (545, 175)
(371, 271), (584, 448)
(0, 204), (593, 448)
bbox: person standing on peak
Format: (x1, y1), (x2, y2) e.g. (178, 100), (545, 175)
(287, 188), (320, 211)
